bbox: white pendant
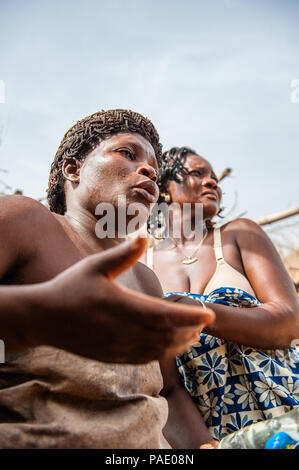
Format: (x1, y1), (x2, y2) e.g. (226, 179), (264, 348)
(182, 257), (198, 265)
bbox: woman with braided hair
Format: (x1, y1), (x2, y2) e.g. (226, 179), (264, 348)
(0, 111), (215, 448)
(144, 146), (299, 445)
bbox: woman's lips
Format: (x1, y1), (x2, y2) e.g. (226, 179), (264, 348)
(132, 180), (158, 203)
(132, 187), (157, 203)
(201, 191), (218, 201)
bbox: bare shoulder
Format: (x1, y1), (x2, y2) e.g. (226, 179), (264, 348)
(222, 217), (284, 268)
(221, 217), (262, 233)
(0, 196), (57, 277)
(222, 219), (298, 308)
(0, 195), (53, 223)
(0, 195), (59, 238)
(220, 217), (268, 244)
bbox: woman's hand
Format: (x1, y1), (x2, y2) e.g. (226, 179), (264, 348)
(19, 237), (215, 363)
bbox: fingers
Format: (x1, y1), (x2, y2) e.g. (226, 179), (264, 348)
(89, 237), (147, 280)
(199, 440), (219, 449)
(160, 324), (206, 359)
(165, 294), (201, 306)
(117, 326), (202, 364)
(164, 326), (201, 347)
(161, 338), (199, 360)
(118, 286), (216, 329)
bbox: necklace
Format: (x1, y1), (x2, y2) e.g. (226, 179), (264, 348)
(170, 230), (208, 265)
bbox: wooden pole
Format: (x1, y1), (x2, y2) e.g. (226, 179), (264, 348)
(217, 167), (232, 182)
(255, 205), (299, 226)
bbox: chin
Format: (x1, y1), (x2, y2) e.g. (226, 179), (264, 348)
(203, 205), (220, 220)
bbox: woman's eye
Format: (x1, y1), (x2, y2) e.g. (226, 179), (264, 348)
(117, 149), (134, 160)
(189, 171), (202, 178)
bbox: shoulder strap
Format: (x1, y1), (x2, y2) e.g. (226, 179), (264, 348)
(213, 227), (224, 262)
(146, 245), (154, 270)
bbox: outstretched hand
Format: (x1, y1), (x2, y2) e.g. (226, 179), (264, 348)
(36, 237), (215, 364)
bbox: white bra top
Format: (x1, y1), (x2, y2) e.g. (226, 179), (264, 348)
(146, 227), (256, 297)
(202, 227), (256, 297)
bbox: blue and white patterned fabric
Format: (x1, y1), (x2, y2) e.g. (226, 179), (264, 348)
(164, 288), (299, 441)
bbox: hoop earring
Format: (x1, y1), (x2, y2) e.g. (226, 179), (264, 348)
(163, 193), (171, 203)
(217, 206), (224, 217)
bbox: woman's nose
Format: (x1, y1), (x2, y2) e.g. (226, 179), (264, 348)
(136, 164), (157, 182)
(201, 176), (218, 189)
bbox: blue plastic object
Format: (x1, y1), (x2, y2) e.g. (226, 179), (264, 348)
(265, 431), (298, 449)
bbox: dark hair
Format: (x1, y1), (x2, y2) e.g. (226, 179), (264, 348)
(157, 146), (197, 198)
(47, 109), (162, 214)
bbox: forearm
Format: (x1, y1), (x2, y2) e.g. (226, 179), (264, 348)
(0, 283), (50, 353)
(202, 302), (299, 349)
(163, 384), (212, 449)
(166, 295), (297, 349)
(160, 355), (213, 448)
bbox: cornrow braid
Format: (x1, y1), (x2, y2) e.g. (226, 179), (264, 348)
(47, 109), (162, 214)
(157, 146), (196, 198)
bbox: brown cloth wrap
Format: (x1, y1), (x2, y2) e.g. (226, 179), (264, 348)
(0, 346), (170, 449)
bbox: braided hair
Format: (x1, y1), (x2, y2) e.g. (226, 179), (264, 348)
(47, 109), (162, 214)
(157, 146), (196, 199)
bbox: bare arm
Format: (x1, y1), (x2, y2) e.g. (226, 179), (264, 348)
(0, 196), (215, 363)
(202, 219), (299, 349)
(160, 293), (217, 449)
(159, 356), (212, 449)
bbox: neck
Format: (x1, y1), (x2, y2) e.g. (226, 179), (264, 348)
(167, 204), (208, 246)
(64, 206), (124, 251)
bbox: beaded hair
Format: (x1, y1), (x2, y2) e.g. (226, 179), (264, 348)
(47, 109), (162, 214)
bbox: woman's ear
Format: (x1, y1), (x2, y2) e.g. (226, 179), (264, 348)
(62, 158), (81, 184)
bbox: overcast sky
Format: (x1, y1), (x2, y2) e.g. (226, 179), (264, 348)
(0, 0), (298, 220)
